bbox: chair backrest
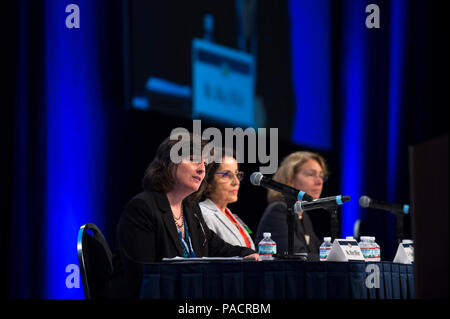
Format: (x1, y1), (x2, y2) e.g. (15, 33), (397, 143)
(77, 223), (113, 299)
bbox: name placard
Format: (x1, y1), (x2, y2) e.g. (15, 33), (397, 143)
(393, 242), (414, 264)
(326, 239), (365, 262)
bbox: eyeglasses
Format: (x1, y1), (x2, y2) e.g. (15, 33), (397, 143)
(300, 170), (328, 183)
(215, 171), (244, 182)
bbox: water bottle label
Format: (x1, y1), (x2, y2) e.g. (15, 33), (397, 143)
(375, 248), (380, 259)
(360, 248), (373, 259)
(320, 247), (331, 261)
(259, 244), (276, 255)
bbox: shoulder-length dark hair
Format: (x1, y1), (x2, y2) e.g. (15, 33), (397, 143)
(190, 148), (237, 202)
(142, 132), (208, 193)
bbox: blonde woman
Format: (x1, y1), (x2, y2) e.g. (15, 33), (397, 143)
(255, 151), (329, 260)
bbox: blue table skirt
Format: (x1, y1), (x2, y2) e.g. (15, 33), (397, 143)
(140, 260), (414, 299)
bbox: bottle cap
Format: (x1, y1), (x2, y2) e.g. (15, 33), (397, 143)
(402, 239), (413, 244)
(263, 232), (271, 237)
(324, 237), (331, 242)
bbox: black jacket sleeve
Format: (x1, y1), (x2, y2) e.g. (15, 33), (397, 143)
(301, 212), (322, 257)
(256, 201), (322, 258)
(110, 191), (256, 298)
(116, 197), (157, 263)
(256, 202), (290, 252)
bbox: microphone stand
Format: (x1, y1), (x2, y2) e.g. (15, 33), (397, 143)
(275, 197), (308, 260)
(276, 197), (346, 260)
(396, 214), (404, 243)
(286, 197), (296, 256)
(327, 207), (339, 241)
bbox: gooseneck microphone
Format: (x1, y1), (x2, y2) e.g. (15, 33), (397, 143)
(359, 195), (409, 217)
(294, 195), (351, 213)
(250, 172), (313, 202)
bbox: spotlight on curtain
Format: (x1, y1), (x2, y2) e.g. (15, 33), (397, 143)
(44, 0), (106, 298)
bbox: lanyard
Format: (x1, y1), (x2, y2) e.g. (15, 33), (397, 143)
(176, 218), (196, 258)
(214, 203), (251, 249)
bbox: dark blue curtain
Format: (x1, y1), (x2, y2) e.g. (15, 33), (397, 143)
(335, 0), (412, 259)
(5, 0), (124, 298)
(334, 0), (446, 260)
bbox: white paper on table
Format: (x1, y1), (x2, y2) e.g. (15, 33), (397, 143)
(326, 239), (365, 262)
(162, 256), (244, 262)
(393, 242), (414, 264)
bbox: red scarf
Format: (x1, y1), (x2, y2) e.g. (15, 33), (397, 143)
(215, 203), (251, 248)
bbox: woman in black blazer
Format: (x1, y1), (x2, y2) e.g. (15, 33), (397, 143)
(255, 151), (329, 261)
(111, 133), (258, 298)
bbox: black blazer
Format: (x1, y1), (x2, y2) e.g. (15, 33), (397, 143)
(255, 201), (321, 260)
(110, 189), (255, 298)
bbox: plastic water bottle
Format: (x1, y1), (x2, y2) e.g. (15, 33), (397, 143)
(358, 236), (371, 261)
(371, 237), (381, 262)
(319, 237), (332, 261)
(367, 237), (375, 261)
(258, 232), (277, 261)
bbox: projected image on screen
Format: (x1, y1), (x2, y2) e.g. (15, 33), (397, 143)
(127, 2), (241, 118)
(192, 39), (255, 127)
(126, 0), (308, 143)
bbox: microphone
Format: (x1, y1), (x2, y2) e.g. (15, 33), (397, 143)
(250, 172), (313, 202)
(359, 195), (409, 217)
(294, 195), (351, 213)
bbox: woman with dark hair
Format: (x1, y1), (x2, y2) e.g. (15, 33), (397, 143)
(111, 133), (258, 298)
(193, 151), (255, 250)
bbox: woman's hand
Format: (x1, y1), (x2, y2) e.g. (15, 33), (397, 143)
(243, 253), (259, 261)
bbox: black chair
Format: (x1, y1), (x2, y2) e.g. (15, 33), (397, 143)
(77, 223), (113, 299)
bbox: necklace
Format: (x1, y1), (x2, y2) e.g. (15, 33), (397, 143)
(173, 207), (184, 229)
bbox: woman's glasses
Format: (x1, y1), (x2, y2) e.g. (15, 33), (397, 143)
(215, 171), (244, 182)
(300, 170), (328, 183)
